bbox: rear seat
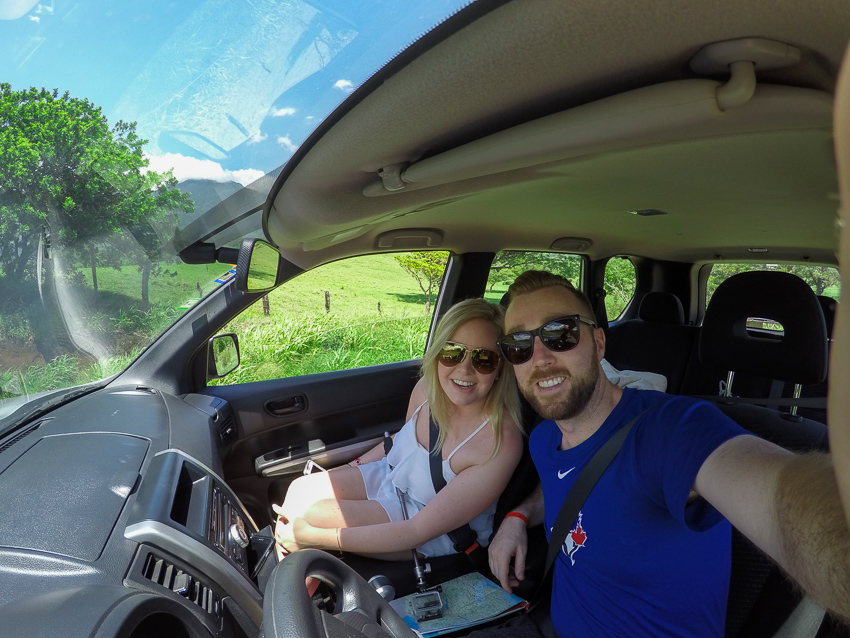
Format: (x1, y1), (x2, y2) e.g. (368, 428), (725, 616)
(605, 291), (698, 394)
(685, 270), (828, 401)
(605, 276), (833, 424)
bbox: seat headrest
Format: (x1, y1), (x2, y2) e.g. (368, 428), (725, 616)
(817, 295), (837, 340)
(699, 271), (828, 385)
(638, 292), (684, 324)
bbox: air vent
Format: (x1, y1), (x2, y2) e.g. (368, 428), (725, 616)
(142, 553), (220, 618)
(0, 420), (45, 455)
(218, 415), (236, 445)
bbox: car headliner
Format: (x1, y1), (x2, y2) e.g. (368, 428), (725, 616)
(262, 0), (850, 271)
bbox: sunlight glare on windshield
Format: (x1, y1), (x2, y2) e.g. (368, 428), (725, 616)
(0, 0), (471, 405)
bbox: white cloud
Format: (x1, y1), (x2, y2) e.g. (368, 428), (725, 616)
(272, 107), (296, 117)
(0, 0), (38, 20)
(276, 136), (298, 153)
(143, 152), (264, 187)
(247, 131), (268, 145)
(29, 15), (39, 21)
(334, 79), (354, 93)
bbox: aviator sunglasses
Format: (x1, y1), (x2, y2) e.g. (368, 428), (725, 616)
(438, 341), (501, 375)
(497, 315), (597, 365)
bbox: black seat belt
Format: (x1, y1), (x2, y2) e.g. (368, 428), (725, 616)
(428, 415), (488, 570)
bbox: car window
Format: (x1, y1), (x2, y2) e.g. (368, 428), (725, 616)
(484, 251), (584, 305)
(603, 256), (637, 320)
(706, 263), (841, 307)
(211, 252), (448, 385)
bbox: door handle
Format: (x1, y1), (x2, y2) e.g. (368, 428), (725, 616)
(265, 394), (307, 416)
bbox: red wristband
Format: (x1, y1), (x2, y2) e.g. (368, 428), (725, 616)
(505, 512), (529, 526)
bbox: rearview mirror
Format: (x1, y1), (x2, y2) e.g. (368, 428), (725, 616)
(235, 239), (284, 293)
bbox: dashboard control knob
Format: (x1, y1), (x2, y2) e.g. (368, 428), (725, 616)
(230, 521), (249, 549)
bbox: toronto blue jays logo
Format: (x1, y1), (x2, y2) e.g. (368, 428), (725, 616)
(562, 512), (587, 566)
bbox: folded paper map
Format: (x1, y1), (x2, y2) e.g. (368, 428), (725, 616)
(389, 573), (529, 637)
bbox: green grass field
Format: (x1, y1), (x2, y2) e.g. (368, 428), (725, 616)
(215, 254), (436, 384)
(0, 254), (439, 395)
(240, 254), (434, 322)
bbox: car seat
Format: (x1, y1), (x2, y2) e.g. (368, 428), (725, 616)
(782, 295), (838, 423)
(689, 270), (828, 402)
(605, 291), (698, 393)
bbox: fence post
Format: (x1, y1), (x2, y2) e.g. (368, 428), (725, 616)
(325, 291), (331, 313)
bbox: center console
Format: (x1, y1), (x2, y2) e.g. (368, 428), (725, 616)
(124, 450), (276, 631)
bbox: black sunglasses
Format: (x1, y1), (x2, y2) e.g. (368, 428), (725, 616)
(438, 341), (501, 375)
(497, 315), (597, 365)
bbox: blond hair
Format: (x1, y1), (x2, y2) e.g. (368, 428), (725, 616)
(421, 298), (522, 458)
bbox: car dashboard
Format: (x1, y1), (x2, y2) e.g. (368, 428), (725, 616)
(0, 385), (271, 638)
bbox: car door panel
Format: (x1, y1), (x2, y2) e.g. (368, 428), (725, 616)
(201, 360), (420, 525)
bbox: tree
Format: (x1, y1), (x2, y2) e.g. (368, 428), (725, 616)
(785, 265), (841, 297)
(603, 256), (637, 319)
(706, 263), (842, 304)
(395, 251), (449, 313)
(0, 84), (193, 360)
(487, 251), (582, 293)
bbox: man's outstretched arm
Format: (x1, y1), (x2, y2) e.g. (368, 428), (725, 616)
(695, 436), (850, 620)
(488, 483), (544, 594)
(830, 41), (850, 535)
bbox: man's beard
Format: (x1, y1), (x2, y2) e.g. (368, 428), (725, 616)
(519, 350), (600, 421)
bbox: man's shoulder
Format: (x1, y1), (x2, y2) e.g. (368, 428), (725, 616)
(628, 389), (723, 419)
(529, 418), (566, 465)
(628, 390), (746, 446)
(529, 417), (558, 443)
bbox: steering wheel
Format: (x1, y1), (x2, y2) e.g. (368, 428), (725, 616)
(262, 549), (417, 638)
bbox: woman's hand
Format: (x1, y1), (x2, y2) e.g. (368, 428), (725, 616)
(274, 515), (297, 553)
(275, 515), (319, 554)
(273, 507), (291, 559)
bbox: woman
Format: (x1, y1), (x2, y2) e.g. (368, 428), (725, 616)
(273, 298), (523, 560)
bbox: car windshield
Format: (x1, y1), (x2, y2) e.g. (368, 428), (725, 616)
(0, 0), (470, 429)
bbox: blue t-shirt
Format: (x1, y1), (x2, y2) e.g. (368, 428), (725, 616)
(530, 388), (747, 637)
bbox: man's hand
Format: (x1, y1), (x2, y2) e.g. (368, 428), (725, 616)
(488, 516), (529, 594)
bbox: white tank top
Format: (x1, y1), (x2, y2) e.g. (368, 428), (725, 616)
(382, 402), (496, 555)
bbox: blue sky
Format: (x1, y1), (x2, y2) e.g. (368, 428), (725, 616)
(1, 0), (470, 189)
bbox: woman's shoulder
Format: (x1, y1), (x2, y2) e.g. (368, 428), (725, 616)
(406, 378), (428, 419)
(470, 412), (522, 468)
(500, 418), (525, 457)
(411, 377), (427, 399)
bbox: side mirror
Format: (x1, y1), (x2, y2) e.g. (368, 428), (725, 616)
(235, 238), (284, 293)
(208, 333), (240, 379)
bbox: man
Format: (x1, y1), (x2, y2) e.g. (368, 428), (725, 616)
(487, 270), (850, 636)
